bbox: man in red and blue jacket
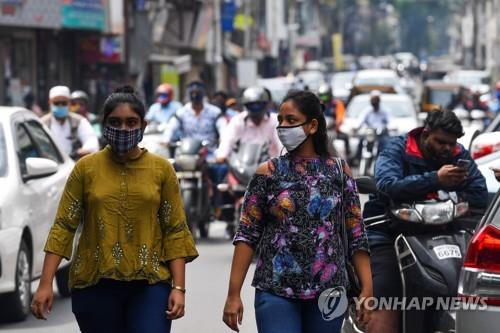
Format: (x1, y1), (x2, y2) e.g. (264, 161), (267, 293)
(364, 109), (488, 333)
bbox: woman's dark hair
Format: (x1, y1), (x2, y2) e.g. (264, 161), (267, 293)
(424, 108), (464, 138)
(281, 90), (333, 157)
(102, 85), (146, 125)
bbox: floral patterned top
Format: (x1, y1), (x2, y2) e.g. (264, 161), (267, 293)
(44, 146), (198, 290)
(233, 154), (369, 300)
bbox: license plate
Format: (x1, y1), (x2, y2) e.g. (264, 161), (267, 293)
(433, 244), (462, 260)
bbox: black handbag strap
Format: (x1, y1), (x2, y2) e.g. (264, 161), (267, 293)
(335, 158), (349, 261)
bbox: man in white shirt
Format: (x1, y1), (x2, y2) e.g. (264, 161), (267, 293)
(215, 86), (282, 163)
(42, 85), (99, 160)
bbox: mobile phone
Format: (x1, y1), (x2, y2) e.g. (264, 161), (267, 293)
(456, 159), (471, 169)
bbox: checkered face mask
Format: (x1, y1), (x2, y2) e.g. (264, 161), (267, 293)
(103, 126), (143, 155)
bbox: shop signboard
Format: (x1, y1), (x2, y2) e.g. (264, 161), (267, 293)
(0, 0), (60, 29)
(61, 0), (105, 31)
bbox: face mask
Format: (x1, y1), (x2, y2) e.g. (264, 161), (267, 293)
(157, 93), (170, 104)
(246, 102), (267, 118)
(52, 105), (69, 119)
(103, 126), (143, 155)
(190, 91), (204, 103)
(277, 122), (309, 152)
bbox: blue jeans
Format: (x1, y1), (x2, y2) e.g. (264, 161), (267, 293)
(254, 290), (345, 333)
(72, 279), (172, 333)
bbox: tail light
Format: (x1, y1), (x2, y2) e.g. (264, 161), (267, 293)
(459, 224), (500, 306)
(471, 142), (500, 159)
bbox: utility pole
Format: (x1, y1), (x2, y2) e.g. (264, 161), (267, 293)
(243, 0), (251, 56)
(213, 0), (225, 90)
(288, 0), (297, 73)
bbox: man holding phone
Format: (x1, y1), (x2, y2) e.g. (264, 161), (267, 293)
(364, 109), (488, 333)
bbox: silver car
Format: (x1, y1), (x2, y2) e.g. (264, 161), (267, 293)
(456, 190), (500, 332)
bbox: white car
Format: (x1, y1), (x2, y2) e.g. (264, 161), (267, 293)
(330, 71), (355, 102)
(352, 69), (406, 95)
(0, 107), (74, 321)
(257, 77), (294, 104)
(444, 70), (491, 94)
(337, 93), (418, 160)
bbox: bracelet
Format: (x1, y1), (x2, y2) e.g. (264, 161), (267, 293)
(172, 284), (186, 293)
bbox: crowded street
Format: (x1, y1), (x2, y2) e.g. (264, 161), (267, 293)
(1, 0), (500, 333)
(0, 224), (259, 333)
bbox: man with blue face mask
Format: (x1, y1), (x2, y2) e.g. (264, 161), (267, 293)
(163, 81), (224, 147)
(215, 86), (282, 164)
(41, 85), (99, 160)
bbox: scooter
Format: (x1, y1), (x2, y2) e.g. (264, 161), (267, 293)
(343, 177), (482, 333)
(171, 138), (211, 238)
(358, 128), (382, 176)
(217, 142), (269, 238)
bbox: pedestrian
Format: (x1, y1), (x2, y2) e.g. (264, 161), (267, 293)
(42, 85), (99, 160)
(31, 85), (199, 333)
(222, 90), (373, 333)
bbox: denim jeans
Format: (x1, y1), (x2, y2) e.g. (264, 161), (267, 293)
(72, 279), (172, 333)
(254, 290), (345, 333)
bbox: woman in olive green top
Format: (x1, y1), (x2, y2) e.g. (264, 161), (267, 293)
(31, 86), (198, 332)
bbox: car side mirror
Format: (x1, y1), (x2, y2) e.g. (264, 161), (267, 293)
(24, 157), (58, 181)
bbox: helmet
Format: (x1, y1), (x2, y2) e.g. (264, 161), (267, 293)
(156, 83), (174, 103)
(317, 83), (331, 96)
(70, 90), (89, 102)
(241, 86), (269, 105)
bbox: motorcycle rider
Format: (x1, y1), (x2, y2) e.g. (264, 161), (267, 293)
(364, 109), (488, 333)
(146, 83), (183, 125)
(317, 83), (350, 157)
(354, 90), (390, 164)
(163, 80), (226, 205)
(215, 86), (283, 164)
(163, 81), (224, 146)
(70, 90), (93, 121)
(42, 85), (99, 160)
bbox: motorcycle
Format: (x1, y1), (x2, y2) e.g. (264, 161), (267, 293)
(343, 177), (482, 333)
(358, 127), (384, 176)
(140, 122), (172, 158)
(171, 138), (212, 238)
(217, 142), (269, 238)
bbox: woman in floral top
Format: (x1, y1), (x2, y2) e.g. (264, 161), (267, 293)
(223, 91), (372, 333)
(31, 86), (198, 332)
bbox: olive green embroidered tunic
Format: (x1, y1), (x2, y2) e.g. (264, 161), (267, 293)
(44, 146), (198, 290)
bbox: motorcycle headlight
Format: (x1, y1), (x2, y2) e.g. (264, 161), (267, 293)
(365, 128), (377, 142)
(175, 155), (198, 171)
(415, 200), (454, 225)
(391, 208), (422, 223)
(455, 201), (469, 218)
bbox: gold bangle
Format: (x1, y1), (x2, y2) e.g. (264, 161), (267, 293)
(172, 285), (186, 293)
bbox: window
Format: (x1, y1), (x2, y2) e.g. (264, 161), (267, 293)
(16, 124), (39, 175)
(24, 121), (63, 163)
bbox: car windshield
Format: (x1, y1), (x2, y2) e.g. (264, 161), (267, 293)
(0, 126), (6, 177)
(429, 89), (456, 109)
(355, 76), (398, 87)
(347, 98), (414, 118)
(454, 73), (491, 86)
(332, 73), (354, 89)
